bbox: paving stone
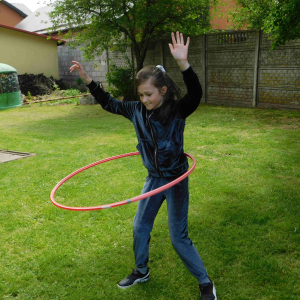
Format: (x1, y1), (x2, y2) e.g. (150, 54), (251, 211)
(0, 150), (36, 164)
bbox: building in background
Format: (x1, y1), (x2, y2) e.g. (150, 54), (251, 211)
(210, 0), (239, 30)
(0, 0), (31, 27)
(0, 24), (63, 78)
(15, 5), (58, 35)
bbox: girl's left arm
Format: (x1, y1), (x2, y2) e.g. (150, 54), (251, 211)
(177, 66), (203, 119)
(169, 32), (203, 119)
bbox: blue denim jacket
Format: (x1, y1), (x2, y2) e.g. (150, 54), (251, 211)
(87, 66), (202, 177)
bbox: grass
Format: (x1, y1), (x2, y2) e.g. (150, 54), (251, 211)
(25, 89), (83, 106)
(0, 102), (299, 300)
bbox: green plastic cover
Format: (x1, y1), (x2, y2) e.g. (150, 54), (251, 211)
(0, 64), (22, 109)
(0, 63), (17, 73)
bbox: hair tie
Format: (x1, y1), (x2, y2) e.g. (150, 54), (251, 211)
(156, 65), (166, 73)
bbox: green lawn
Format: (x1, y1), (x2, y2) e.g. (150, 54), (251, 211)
(0, 102), (299, 299)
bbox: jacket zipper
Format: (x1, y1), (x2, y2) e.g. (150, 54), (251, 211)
(147, 112), (164, 178)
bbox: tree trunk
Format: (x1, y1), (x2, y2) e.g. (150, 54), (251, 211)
(131, 34), (151, 72)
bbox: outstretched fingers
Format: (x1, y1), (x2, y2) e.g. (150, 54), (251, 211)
(168, 32), (190, 70)
(70, 61), (82, 73)
(169, 32), (176, 51)
(170, 31), (189, 47)
(171, 32), (176, 45)
(177, 31), (183, 44)
(186, 36), (190, 48)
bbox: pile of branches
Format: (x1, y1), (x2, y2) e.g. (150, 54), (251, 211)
(18, 73), (66, 96)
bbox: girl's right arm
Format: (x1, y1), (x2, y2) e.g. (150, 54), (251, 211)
(70, 61), (136, 120)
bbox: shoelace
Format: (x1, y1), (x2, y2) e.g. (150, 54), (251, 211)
(128, 269), (141, 279)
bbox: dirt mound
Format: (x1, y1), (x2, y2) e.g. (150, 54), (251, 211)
(18, 73), (66, 96)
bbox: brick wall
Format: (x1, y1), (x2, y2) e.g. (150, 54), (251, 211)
(57, 45), (108, 90)
(57, 45), (133, 90)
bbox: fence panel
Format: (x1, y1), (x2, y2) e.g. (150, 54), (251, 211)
(143, 40), (164, 67)
(206, 31), (256, 107)
(258, 32), (300, 109)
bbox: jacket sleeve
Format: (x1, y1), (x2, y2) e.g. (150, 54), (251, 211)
(87, 80), (137, 121)
(176, 66), (203, 119)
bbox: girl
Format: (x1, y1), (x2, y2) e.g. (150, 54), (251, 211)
(70, 31), (217, 300)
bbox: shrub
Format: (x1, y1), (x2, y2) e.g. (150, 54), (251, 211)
(106, 57), (135, 101)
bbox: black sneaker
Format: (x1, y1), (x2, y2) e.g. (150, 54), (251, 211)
(117, 268), (150, 289)
(199, 280), (217, 300)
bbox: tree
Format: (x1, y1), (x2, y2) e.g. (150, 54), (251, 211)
(48, 0), (214, 71)
(228, 0), (300, 49)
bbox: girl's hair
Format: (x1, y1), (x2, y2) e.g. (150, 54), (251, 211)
(135, 66), (181, 122)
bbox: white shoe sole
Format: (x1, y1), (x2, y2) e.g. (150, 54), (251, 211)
(213, 283), (217, 299)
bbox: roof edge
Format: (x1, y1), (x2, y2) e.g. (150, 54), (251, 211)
(1, 0), (28, 18)
(0, 23), (66, 42)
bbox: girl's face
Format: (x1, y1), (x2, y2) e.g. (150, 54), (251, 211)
(137, 79), (167, 110)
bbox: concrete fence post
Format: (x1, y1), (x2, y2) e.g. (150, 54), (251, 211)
(202, 34), (207, 103)
(161, 40), (166, 71)
(253, 30), (262, 107)
(106, 49), (110, 72)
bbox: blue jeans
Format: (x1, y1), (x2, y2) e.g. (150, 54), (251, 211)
(133, 175), (210, 284)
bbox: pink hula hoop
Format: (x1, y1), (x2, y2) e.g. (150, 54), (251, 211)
(50, 151), (196, 211)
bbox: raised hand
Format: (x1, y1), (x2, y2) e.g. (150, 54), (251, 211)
(70, 61), (92, 84)
(168, 32), (190, 71)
